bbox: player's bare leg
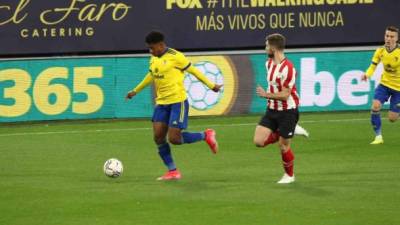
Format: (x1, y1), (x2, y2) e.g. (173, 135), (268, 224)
(388, 111), (399, 123)
(253, 125), (276, 147)
(277, 137), (295, 184)
(370, 100), (384, 144)
(153, 122), (169, 145)
(154, 122), (181, 181)
(167, 127), (183, 145)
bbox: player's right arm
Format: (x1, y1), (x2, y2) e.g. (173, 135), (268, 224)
(125, 72), (153, 100)
(362, 48), (383, 81)
(256, 64), (294, 101)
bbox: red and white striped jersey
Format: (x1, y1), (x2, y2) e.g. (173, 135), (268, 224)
(265, 58), (300, 111)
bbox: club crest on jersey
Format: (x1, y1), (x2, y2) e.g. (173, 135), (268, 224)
(153, 73), (164, 79)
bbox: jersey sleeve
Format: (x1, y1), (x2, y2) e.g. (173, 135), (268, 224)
(175, 52), (192, 70)
(132, 72), (153, 93)
(365, 48), (383, 77)
(186, 65), (215, 90)
(173, 51), (215, 89)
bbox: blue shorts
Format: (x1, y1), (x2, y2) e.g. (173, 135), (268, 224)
(152, 100), (189, 129)
(374, 84), (400, 113)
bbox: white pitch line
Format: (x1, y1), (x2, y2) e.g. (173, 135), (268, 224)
(0, 118), (369, 137)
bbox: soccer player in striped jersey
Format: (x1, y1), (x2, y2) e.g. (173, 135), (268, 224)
(362, 26), (400, 145)
(253, 33), (300, 184)
(126, 31), (222, 180)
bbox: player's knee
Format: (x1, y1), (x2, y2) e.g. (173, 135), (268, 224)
(371, 106), (381, 112)
(278, 142), (290, 152)
(371, 103), (381, 111)
(168, 136), (182, 145)
(388, 112), (399, 122)
(255, 143), (265, 148)
(153, 136), (166, 145)
(253, 138), (265, 147)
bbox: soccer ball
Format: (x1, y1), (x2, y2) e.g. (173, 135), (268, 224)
(184, 61), (224, 110)
(103, 158), (123, 178)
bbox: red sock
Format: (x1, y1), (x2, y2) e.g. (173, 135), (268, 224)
(263, 132), (279, 146)
(281, 148), (294, 177)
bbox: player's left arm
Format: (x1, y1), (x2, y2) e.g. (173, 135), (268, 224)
(176, 53), (222, 92)
(186, 66), (223, 92)
(257, 65), (294, 101)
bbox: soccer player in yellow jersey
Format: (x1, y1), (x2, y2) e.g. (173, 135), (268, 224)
(362, 26), (400, 144)
(125, 31), (223, 180)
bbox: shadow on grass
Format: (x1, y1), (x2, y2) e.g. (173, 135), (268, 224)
(275, 182), (332, 197)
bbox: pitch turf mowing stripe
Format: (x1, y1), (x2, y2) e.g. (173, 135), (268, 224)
(0, 118), (370, 137)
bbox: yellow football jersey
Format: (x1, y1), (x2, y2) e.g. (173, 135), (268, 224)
(133, 48), (215, 104)
(366, 45), (400, 91)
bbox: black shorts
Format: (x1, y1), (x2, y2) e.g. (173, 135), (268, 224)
(258, 108), (299, 139)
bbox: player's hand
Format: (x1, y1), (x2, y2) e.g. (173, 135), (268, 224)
(256, 85), (268, 98)
(361, 74), (368, 82)
(212, 84), (223, 92)
(125, 91), (137, 101)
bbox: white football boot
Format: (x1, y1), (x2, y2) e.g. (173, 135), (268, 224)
(277, 173), (295, 184)
(370, 135), (384, 145)
(294, 124), (309, 138)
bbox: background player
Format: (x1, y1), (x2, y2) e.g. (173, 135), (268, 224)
(126, 31), (223, 180)
(362, 26), (400, 144)
(253, 33), (300, 184)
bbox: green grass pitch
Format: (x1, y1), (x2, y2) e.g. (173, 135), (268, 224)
(0, 112), (399, 225)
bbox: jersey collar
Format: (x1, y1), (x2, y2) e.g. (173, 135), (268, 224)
(158, 47), (169, 58)
(386, 44), (399, 53)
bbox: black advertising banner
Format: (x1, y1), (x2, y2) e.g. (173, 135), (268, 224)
(0, 0), (399, 57)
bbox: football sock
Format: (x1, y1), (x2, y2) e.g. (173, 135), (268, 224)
(157, 143), (176, 171)
(371, 110), (382, 136)
(181, 131), (205, 144)
(264, 132), (279, 146)
(281, 148), (295, 177)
